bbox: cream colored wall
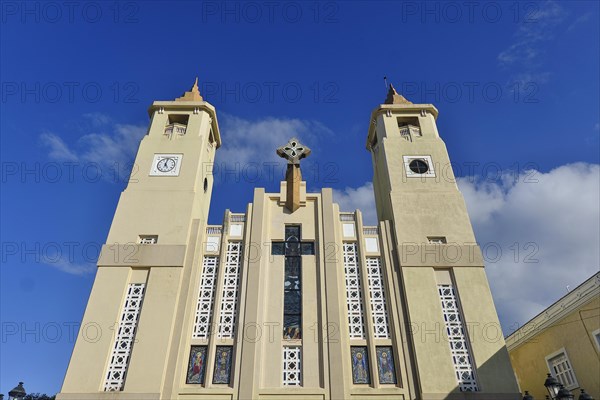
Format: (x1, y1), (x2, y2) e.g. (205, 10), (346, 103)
(371, 110), (477, 246)
(509, 298), (600, 400)
(59, 100), (218, 400)
(59, 93), (520, 400)
(403, 267), (458, 393)
(453, 268), (519, 393)
(369, 104), (520, 399)
(172, 184), (413, 400)
(107, 104), (216, 245)
(343, 211), (413, 400)
(259, 194), (323, 390)
(237, 187), (331, 398)
(60, 267), (131, 393)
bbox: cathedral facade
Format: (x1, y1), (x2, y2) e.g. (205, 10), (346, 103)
(57, 80), (520, 400)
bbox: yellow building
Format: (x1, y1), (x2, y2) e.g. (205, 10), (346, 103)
(506, 273), (600, 400)
(57, 80), (520, 400)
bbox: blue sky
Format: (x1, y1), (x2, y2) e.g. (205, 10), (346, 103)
(1, 0), (599, 395)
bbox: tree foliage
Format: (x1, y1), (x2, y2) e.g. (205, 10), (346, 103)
(23, 394), (56, 400)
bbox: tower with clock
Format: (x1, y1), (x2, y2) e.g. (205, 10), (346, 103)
(57, 80), (521, 400)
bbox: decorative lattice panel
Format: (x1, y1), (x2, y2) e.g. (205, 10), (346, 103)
(218, 242), (242, 338)
(365, 257), (390, 338)
(438, 284), (479, 392)
(282, 346), (302, 386)
(192, 256), (219, 338)
(104, 283), (145, 391)
(343, 243), (365, 339)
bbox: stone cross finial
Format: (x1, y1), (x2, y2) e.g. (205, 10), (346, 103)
(277, 137), (310, 212)
(277, 137), (311, 165)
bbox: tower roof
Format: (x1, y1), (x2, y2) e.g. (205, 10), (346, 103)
(175, 77), (203, 101)
(384, 84), (412, 105)
(9, 382), (26, 397)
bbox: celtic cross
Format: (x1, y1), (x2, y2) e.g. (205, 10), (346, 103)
(276, 138), (311, 212)
(277, 138), (311, 165)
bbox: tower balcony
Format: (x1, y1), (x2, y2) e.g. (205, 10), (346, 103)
(164, 122), (187, 137)
(399, 124), (421, 142)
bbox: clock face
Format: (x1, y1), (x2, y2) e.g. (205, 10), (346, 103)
(157, 157), (176, 172)
(150, 154), (182, 176)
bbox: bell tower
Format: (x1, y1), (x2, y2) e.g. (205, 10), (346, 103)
(106, 77), (221, 245)
(58, 79), (222, 398)
(367, 85), (520, 398)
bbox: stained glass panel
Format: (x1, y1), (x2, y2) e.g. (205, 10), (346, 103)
(212, 346), (233, 384)
(284, 290), (302, 314)
(300, 242), (315, 255)
(351, 346), (370, 384)
(271, 242), (285, 255)
(283, 315), (301, 339)
(285, 225), (301, 241)
(376, 346), (396, 384)
(284, 258), (301, 290)
(186, 346), (207, 384)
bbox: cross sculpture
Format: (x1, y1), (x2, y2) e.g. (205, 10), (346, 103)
(277, 138), (311, 212)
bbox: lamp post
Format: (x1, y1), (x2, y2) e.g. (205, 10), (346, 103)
(544, 373), (561, 399)
(523, 391), (534, 400)
(578, 390), (594, 400)
(556, 385), (575, 400)
(7, 382), (26, 400)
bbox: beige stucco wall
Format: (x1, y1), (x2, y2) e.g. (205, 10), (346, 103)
(369, 104), (520, 399)
(59, 94), (519, 400)
(59, 100), (218, 400)
(508, 297), (600, 400)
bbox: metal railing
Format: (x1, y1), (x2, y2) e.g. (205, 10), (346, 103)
(230, 214), (246, 223)
(206, 226), (223, 235)
(363, 227), (378, 235)
(339, 213), (355, 221)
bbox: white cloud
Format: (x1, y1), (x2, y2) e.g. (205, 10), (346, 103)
(458, 163), (600, 333)
(566, 11), (593, 32)
(40, 115), (146, 181)
(215, 113), (333, 184)
(498, 0), (567, 84)
(41, 256), (95, 276)
(40, 132), (78, 162)
(498, 0), (566, 66)
(331, 164), (599, 334)
(82, 112), (112, 127)
(333, 182), (377, 226)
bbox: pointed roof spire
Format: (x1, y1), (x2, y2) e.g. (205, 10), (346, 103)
(384, 83), (412, 105)
(175, 77), (203, 102)
(8, 382), (26, 398)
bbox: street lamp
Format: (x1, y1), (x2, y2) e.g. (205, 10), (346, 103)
(523, 391), (534, 400)
(544, 373), (561, 399)
(578, 389), (594, 400)
(8, 382), (26, 400)
(556, 385), (574, 400)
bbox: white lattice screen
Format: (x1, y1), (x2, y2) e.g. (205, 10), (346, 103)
(104, 283), (145, 391)
(218, 242), (242, 338)
(282, 346), (302, 386)
(365, 257), (390, 338)
(437, 284), (478, 392)
(343, 243), (365, 339)
(193, 256), (219, 338)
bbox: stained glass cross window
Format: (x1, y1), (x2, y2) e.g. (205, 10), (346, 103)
(272, 225), (315, 339)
